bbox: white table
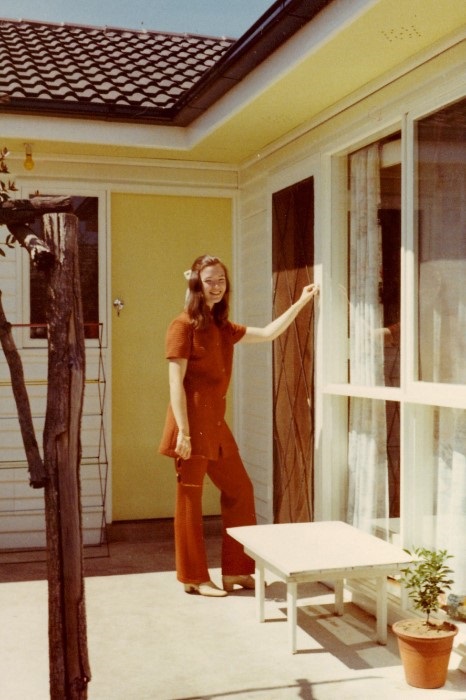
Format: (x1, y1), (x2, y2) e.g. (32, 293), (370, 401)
(227, 521), (412, 653)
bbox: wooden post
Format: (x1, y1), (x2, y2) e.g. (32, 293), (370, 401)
(0, 195), (72, 270)
(42, 213), (91, 699)
(7, 222), (54, 270)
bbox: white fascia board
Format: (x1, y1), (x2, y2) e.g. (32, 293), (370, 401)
(186, 0), (380, 146)
(0, 112), (189, 150)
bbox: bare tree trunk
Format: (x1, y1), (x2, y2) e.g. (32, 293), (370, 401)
(0, 291), (47, 487)
(42, 213), (91, 699)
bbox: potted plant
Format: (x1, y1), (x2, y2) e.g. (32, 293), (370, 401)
(393, 547), (459, 689)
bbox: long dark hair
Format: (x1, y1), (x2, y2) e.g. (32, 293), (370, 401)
(185, 254), (230, 329)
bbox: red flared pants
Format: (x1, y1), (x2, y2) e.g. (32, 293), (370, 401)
(174, 450), (256, 584)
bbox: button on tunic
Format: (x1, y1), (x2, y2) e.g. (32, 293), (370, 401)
(159, 311), (246, 460)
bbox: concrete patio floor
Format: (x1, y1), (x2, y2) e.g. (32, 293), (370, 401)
(1, 519), (465, 699)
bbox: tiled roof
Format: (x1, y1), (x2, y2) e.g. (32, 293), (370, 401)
(0, 3), (333, 126)
(0, 18), (235, 123)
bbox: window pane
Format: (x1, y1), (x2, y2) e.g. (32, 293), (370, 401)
(412, 406), (466, 596)
(417, 98), (466, 383)
(346, 397), (399, 541)
(348, 137), (401, 387)
(30, 196), (99, 339)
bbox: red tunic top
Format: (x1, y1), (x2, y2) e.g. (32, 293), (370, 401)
(159, 311), (246, 460)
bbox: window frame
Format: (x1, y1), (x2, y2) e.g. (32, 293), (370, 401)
(324, 130), (403, 398)
(321, 92), (466, 541)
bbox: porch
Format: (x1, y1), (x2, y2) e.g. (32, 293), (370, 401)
(1, 518), (465, 699)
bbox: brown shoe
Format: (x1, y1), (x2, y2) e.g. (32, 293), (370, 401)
(222, 575), (255, 592)
(184, 581), (228, 597)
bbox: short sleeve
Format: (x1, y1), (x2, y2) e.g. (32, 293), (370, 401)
(165, 316), (193, 360)
(228, 321), (247, 344)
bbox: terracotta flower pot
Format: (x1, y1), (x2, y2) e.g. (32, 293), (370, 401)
(393, 619), (458, 689)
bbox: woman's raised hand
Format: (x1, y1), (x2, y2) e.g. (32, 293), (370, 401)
(299, 283), (319, 304)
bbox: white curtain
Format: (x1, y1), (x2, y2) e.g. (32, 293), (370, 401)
(346, 144), (389, 537)
(435, 409), (466, 595)
(418, 103), (466, 597)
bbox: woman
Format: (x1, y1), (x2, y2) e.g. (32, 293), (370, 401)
(159, 254), (319, 596)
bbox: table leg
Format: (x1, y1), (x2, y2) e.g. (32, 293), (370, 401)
(255, 563), (265, 623)
(376, 575), (387, 644)
(334, 579), (344, 615)
(287, 581), (297, 654)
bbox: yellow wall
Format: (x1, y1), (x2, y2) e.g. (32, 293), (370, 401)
(111, 193), (233, 520)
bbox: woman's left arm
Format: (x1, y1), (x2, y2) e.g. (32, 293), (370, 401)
(240, 283), (319, 344)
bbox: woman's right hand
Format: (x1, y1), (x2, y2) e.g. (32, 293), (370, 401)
(175, 431), (192, 460)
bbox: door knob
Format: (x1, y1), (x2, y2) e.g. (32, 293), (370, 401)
(113, 298), (125, 316)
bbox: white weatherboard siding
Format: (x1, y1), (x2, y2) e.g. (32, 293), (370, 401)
(0, 243), (108, 549)
(0, 346), (108, 549)
(235, 182), (274, 523)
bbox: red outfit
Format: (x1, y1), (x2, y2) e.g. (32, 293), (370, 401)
(159, 311), (256, 583)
